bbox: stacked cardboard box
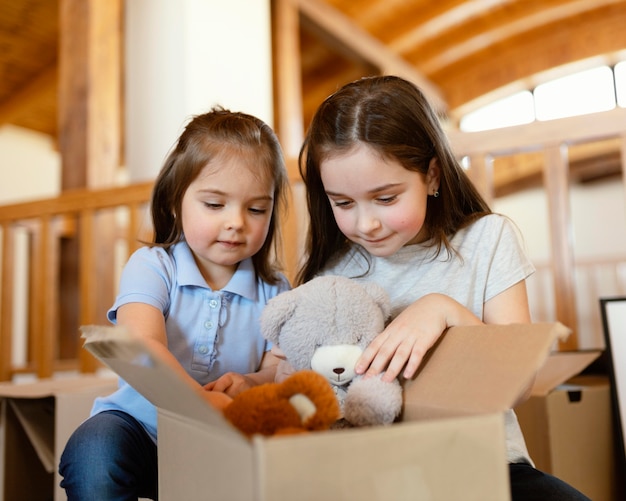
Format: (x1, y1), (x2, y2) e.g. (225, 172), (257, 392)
(515, 351), (617, 501)
(0, 375), (117, 501)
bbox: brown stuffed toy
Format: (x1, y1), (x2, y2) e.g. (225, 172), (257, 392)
(217, 370), (340, 437)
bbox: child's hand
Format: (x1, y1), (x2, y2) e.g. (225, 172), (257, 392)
(270, 345), (296, 383)
(355, 293), (482, 382)
(202, 390), (233, 410)
(204, 372), (256, 397)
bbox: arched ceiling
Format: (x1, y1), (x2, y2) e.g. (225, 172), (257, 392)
(1, 0), (626, 139)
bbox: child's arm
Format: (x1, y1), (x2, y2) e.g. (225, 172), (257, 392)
(115, 302), (228, 407)
(205, 351), (280, 397)
(355, 292), (482, 382)
(356, 281), (531, 383)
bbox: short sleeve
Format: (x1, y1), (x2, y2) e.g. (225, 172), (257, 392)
(107, 247), (175, 323)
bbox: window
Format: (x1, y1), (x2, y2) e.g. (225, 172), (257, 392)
(460, 91), (534, 132)
(460, 62), (625, 131)
(534, 66), (616, 121)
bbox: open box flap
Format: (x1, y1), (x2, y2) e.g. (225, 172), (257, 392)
(403, 323), (571, 420)
(81, 325), (243, 440)
(528, 350), (602, 397)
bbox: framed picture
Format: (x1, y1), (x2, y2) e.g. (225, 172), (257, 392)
(600, 297), (626, 469)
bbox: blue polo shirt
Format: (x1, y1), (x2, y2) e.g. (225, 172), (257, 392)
(91, 241), (290, 440)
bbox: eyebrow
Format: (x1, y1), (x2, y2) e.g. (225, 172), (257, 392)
(196, 189), (273, 202)
(325, 183), (403, 197)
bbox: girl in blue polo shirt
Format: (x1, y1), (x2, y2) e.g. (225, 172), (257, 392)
(59, 107), (291, 500)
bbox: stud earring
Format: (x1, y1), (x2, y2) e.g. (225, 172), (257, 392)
(433, 190), (440, 198)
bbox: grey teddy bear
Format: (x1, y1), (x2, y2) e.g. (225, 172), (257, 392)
(260, 275), (403, 427)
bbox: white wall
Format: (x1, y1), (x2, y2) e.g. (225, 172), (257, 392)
(0, 125), (60, 204)
(124, 0), (274, 182)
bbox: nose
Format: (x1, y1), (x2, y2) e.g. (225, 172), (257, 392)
(356, 208), (381, 235)
(225, 208), (244, 230)
(333, 367), (345, 375)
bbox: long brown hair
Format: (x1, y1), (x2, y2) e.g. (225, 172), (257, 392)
(150, 106), (288, 284)
(297, 75), (490, 284)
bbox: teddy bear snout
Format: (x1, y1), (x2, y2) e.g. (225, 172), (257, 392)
(311, 344), (362, 387)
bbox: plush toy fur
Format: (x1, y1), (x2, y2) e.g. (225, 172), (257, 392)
(220, 370), (340, 437)
(260, 275), (403, 427)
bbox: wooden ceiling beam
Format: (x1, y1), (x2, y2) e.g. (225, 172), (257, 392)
(294, 0), (447, 111)
(0, 65), (57, 126)
(419, 0), (625, 75)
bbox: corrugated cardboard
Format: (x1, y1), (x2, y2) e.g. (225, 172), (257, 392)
(515, 351), (616, 501)
(0, 375), (117, 501)
(82, 322), (570, 501)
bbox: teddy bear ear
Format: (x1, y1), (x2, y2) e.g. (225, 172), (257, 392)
(361, 282), (392, 320)
(260, 290), (298, 343)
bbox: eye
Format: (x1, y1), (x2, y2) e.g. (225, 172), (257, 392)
(203, 202), (223, 209)
(377, 195), (397, 204)
(332, 199), (353, 208)
(248, 207), (268, 215)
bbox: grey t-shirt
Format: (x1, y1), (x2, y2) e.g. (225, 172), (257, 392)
(321, 213), (536, 464)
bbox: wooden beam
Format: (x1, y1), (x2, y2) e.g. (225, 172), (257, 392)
(0, 66), (57, 126)
(419, 0), (624, 75)
(448, 107), (626, 157)
(543, 144), (578, 350)
(0, 223), (15, 381)
(295, 0), (446, 112)
(58, 0), (122, 189)
(467, 153), (494, 205)
(273, 0), (307, 283)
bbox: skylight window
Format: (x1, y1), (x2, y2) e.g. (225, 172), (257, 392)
(534, 66), (616, 121)
(460, 91), (534, 132)
(460, 63), (625, 131)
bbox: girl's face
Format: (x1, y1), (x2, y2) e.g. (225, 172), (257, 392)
(320, 143), (440, 257)
(181, 154), (274, 288)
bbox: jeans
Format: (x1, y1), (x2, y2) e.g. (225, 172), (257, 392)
(509, 462), (592, 501)
(59, 410), (158, 501)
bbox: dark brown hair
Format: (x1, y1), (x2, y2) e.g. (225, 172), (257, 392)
(150, 106), (288, 284)
(297, 75), (490, 284)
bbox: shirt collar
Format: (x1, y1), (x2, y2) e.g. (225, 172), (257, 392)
(173, 242), (258, 300)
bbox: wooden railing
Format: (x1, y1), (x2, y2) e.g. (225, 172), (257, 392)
(1, 107), (625, 381)
(0, 182), (154, 381)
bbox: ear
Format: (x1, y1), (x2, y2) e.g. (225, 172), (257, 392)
(361, 282), (392, 320)
(426, 157), (440, 195)
(260, 290), (298, 343)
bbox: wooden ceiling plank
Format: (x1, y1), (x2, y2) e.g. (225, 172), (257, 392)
(390, 0), (514, 54)
(0, 65), (56, 126)
(295, 0), (447, 111)
(440, 4), (626, 110)
(420, 0), (625, 74)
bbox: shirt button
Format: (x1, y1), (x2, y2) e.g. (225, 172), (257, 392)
(198, 345), (209, 354)
(209, 299), (218, 308)
(204, 321), (213, 329)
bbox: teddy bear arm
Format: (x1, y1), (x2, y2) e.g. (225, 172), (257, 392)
(343, 376), (403, 427)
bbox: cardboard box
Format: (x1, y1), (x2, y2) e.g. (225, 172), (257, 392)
(514, 351), (616, 501)
(0, 375), (117, 501)
(82, 322), (570, 501)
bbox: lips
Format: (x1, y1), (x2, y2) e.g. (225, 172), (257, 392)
(218, 240), (244, 248)
(362, 236), (389, 245)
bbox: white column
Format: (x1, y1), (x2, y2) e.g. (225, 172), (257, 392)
(125, 0), (274, 181)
